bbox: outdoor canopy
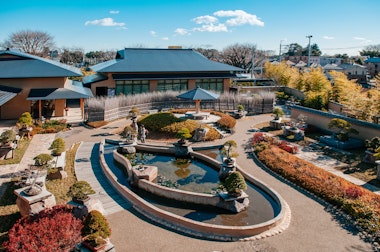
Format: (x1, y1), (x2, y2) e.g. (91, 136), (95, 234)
(177, 86), (219, 113)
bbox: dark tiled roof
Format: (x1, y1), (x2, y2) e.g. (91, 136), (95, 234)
(365, 57), (380, 63)
(27, 80), (93, 100)
(177, 87), (219, 100)
(0, 49), (82, 78)
(91, 48), (243, 73)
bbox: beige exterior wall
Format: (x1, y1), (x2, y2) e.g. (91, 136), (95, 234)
(90, 73), (115, 95)
(291, 106), (380, 140)
(0, 77), (66, 119)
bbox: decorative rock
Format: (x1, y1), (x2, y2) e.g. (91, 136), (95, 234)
(117, 146), (136, 154)
(192, 128), (209, 142)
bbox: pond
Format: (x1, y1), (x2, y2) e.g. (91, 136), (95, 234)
(104, 144), (281, 226)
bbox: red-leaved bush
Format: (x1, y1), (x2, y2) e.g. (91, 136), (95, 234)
(4, 205), (83, 252)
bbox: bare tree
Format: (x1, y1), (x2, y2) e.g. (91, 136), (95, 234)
(220, 43), (268, 73)
(60, 48), (84, 65)
(1, 30), (55, 57)
(193, 48), (221, 62)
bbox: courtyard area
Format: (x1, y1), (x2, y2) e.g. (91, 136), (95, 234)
(0, 113), (378, 251)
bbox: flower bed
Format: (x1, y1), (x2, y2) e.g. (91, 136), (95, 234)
(252, 133), (380, 235)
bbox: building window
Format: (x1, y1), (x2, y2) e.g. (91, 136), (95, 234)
(157, 79), (188, 92)
(196, 78), (223, 92)
(115, 80), (149, 95)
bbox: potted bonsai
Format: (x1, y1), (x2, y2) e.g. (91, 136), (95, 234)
(223, 171), (247, 197)
(0, 129), (17, 159)
(82, 234), (107, 252)
(221, 140), (238, 164)
(67, 181), (95, 204)
(176, 127), (192, 144)
(17, 112), (33, 138)
(120, 125), (137, 145)
(23, 153), (53, 196)
(235, 104), (247, 118)
(363, 137), (380, 164)
(82, 210), (111, 251)
(50, 137), (65, 156)
(328, 118), (359, 142)
(272, 107), (284, 121)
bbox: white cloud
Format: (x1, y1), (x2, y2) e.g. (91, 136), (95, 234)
(161, 37), (169, 41)
(193, 23), (228, 32)
(150, 30), (157, 37)
(323, 36), (334, 40)
(174, 28), (190, 35)
(192, 15), (218, 25)
(85, 17), (125, 27)
(190, 10), (263, 33)
(353, 37), (372, 44)
(214, 10), (264, 27)
(109, 10), (119, 14)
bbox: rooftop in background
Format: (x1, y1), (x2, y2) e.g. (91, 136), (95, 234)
(0, 49), (82, 78)
(91, 48), (243, 73)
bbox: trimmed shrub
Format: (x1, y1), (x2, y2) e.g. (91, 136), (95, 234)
(161, 120), (199, 135)
(212, 111), (236, 129)
(82, 210), (111, 239)
(204, 126), (221, 141)
(3, 205), (83, 252)
(175, 127), (192, 140)
(86, 121), (108, 128)
(255, 144), (380, 234)
(138, 113), (184, 132)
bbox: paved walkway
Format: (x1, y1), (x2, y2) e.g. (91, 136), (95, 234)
(74, 141), (131, 216)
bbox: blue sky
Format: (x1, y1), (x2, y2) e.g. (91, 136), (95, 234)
(1, 0), (379, 56)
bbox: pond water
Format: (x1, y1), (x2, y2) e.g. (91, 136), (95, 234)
(104, 144), (280, 226)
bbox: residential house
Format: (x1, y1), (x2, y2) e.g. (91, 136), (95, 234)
(364, 57), (380, 78)
(0, 49), (93, 120)
(84, 48), (243, 96)
(339, 63), (369, 84)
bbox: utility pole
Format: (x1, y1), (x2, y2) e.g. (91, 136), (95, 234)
(251, 47), (255, 79)
(279, 40), (284, 62)
(306, 35), (313, 67)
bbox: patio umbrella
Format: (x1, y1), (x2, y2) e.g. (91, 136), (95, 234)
(177, 87), (219, 113)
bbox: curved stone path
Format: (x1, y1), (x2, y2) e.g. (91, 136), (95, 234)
(70, 115), (374, 252)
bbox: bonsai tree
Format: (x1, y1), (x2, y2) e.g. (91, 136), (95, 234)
(237, 104), (245, 112)
(272, 107), (284, 120)
(33, 153), (53, 168)
(0, 129), (16, 146)
(17, 112), (33, 128)
(120, 125), (137, 142)
(221, 140), (238, 161)
(374, 146), (380, 160)
(82, 210), (111, 240)
(176, 127), (192, 143)
(328, 118), (359, 142)
(223, 171), (247, 197)
(50, 137), (66, 156)
(67, 180), (95, 202)
(128, 106), (140, 118)
(365, 137), (380, 152)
